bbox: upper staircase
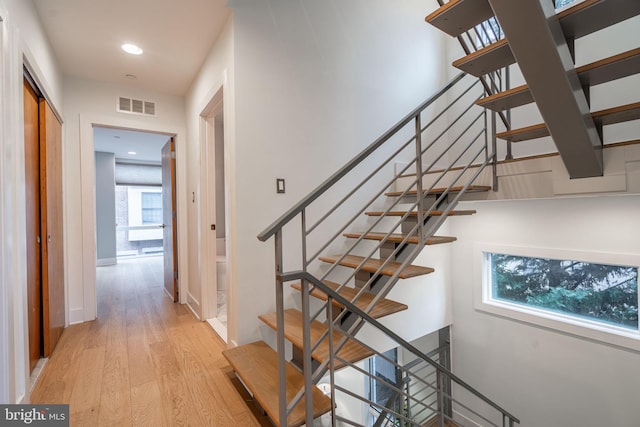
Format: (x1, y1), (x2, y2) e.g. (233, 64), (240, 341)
(222, 1), (640, 426)
(427, 0), (640, 178)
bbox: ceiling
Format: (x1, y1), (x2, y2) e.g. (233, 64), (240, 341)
(93, 127), (170, 162)
(32, 0), (230, 161)
(33, 0), (231, 97)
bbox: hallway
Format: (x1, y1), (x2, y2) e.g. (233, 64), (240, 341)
(30, 256), (269, 426)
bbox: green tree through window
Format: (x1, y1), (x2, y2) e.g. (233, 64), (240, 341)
(490, 253), (638, 329)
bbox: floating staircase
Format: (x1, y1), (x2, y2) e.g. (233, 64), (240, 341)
(427, 0), (640, 178)
(221, 56), (523, 424)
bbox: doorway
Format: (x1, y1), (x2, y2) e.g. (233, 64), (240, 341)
(202, 88), (229, 341)
(23, 73), (65, 373)
(93, 127), (178, 305)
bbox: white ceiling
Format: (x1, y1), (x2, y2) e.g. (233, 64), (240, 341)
(93, 127), (170, 162)
(33, 0), (231, 97)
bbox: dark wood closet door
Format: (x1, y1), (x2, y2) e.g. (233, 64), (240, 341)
(24, 78), (42, 372)
(40, 98), (65, 356)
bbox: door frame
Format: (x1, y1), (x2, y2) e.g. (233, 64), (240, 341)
(199, 87), (228, 322)
(79, 115), (187, 321)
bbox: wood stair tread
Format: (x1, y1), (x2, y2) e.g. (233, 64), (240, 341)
(477, 48), (640, 111)
(425, 0), (494, 38)
(384, 184), (491, 197)
(291, 281), (408, 319)
(497, 102), (640, 142)
(452, 38), (514, 77)
(319, 254), (434, 279)
(365, 210), (477, 217)
(222, 341), (331, 427)
(343, 232), (457, 246)
(558, 0), (640, 40)
(258, 309), (374, 368)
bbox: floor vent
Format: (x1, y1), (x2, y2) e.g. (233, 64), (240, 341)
(117, 97), (156, 116)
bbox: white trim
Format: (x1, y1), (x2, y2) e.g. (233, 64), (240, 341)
(0, 7), (10, 405)
(78, 114), (187, 321)
(474, 243), (640, 352)
(96, 258), (117, 267)
(198, 71), (228, 323)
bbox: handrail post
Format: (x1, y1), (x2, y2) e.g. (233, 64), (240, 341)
(437, 370), (444, 427)
(492, 110), (499, 191)
(300, 209), (314, 426)
(505, 66), (513, 160)
(414, 114), (425, 241)
(274, 229), (287, 427)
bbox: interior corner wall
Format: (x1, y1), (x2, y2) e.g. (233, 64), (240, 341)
(449, 195), (640, 426)
(94, 151), (116, 264)
(0, 0), (64, 404)
(228, 0), (449, 345)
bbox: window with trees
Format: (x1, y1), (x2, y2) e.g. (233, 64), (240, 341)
(490, 253), (638, 330)
(477, 245), (640, 350)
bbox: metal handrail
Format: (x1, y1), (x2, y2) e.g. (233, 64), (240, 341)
(258, 69), (518, 426)
(300, 270), (521, 425)
(257, 71), (466, 242)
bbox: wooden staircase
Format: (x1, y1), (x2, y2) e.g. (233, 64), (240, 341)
(223, 185), (487, 425)
(427, 0), (640, 178)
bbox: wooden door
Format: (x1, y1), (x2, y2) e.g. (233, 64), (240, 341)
(24, 79), (42, 372)
(162, 139), (178, 301)
(39, 98), (65, 356)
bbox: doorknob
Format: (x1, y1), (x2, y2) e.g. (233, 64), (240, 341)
(160, 224), (166, 229)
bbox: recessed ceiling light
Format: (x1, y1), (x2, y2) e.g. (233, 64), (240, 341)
(121, 43), (143, 55)
(128, 151), (137, 155)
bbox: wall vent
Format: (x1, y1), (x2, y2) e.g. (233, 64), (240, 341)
(117, 97), (156, 116)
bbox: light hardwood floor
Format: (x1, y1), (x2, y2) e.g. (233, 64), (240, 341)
(30, 256), (270, 426)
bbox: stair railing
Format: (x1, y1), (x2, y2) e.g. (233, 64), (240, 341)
(258, 71), (513, 426)
(435, 0), (513, 160)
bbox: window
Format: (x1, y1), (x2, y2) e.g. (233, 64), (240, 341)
(369, 348), (400, 423)
(141, 192), (162, 224)
(476, 244), (640, 350)
(554, 0), (578, 9)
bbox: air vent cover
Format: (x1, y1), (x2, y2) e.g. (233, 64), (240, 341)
(117, 97), (156, 116)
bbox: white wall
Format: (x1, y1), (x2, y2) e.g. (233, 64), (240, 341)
(63, 77), (187, 324)
(94, 151), (116, 264)
(0, 0), (63, 404)
(184, 15), (233, 327)
(449, 195), (640, 427)
(228, 0), (449, 346)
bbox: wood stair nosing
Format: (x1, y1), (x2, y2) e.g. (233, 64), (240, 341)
(496, 102), (640, 142)
(222, 341), (332, 427)
(384, 184), (492, 198)
(318, 254), (435, 279)
(558, 0), (640, 40)
(290, 281), (408, 319)
(449, 0), (640, 79)
(452, 38), (514, 77)
(258, 309), (374, 368)
(477, 48), (640, 112)
(364, 209), (477, 218)
(425, 0), (494, 38)
(343, 231), (457, 246)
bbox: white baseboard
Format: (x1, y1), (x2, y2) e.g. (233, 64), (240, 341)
(96, 257), (116, 267)
(206, 318), (227, 343)
(186, 292), (201, 320)
(68, 308), (84, 325)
